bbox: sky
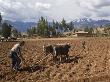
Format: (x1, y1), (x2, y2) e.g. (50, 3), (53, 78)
(0, 0), (110, 22)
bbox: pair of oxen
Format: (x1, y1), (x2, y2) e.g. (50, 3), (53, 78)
(43, 43), (71, 62)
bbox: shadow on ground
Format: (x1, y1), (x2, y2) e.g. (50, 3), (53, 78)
(0, 75), (5, 80)
(0, 65), (46, 80)
(55, 55), (83, 64)
(20, 64), (46, 73)
(66, 55), (83, 63)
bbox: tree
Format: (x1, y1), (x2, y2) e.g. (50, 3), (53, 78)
(84, 27), (94, 34)
(0, 29), (1, 35)
(52, 20), (56, 29)
(27, 27), (37, 37)
(61, 18), (67, 32)
(0, 13), (2, 35)
(51, 20), (58, 36)
(37, 17), (49, 37)
(67, 22), (74, 31)
(54, 21), (61, 36)
(96, 28), (100, 37)
(104, 27), (110, 36)
(0, 13), (2, 31)
(88, 27), (94, 34)
(2, 23), (12, 38)
(0, 13), (2, 24)
(11, 28), (19, 37)
(55, 21), (59, 29)
(84, 26), (89, 32)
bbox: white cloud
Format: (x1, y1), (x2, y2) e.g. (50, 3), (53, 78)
(77, 0), (110, 10)
(0, 0), (110, 22)
(35, 2), (51, 9)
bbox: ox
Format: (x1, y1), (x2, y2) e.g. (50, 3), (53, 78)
(53, 43), (71, 62)
(43, 43), (71, 62)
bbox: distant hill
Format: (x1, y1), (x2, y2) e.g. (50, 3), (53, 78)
(4, 18), (110, 32)
(4, 20), (36, 32)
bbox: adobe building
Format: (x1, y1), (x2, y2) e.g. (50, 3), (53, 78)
(75, 31), (89, 37)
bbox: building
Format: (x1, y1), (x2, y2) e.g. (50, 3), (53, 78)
(63, 31), (89, 37)
(75, 31), (89, 37)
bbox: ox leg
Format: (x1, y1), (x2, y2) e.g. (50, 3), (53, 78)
(60, 55), (63, 63)
(62, 55), (65, 62)
(53, 56), (55, 61)
(54, 56), (58, 61)
(66, 54), (69, 60)
(63, 54), (69, 62)
(53, 56), (58, 64)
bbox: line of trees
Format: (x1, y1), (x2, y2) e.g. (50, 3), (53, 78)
(27, 17), (74, 37)
(2, 23), (12, 38)
(0, 13), (20, 38)
(84, 25), (110, 37)
(0, 13), (2, 35)
(1, 12), (101, 38)
(84, 26), (94, 34)
(1, 23), (20, 38)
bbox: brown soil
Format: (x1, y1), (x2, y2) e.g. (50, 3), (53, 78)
(0, 38), (110, 82)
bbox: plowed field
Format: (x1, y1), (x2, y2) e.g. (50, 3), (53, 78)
(0, 38), (110, 82)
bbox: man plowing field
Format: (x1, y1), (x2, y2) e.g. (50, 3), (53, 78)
(9, 41), (25, 71)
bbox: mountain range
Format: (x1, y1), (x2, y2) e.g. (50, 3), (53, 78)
(73, 18), (110, 28)
(4, 18), (110, 32)
(4, 20), (36, 32)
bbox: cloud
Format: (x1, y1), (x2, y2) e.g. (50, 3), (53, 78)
(0, 0), (110, 22)
(0, 0), (51, 21)
(75, 0), (110, 19)
(77, 0), (110, 10)
(35, 2), (51, 9)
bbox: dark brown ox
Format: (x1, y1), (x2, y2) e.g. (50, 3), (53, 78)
(53, 43), (71, 62)
(43, 43), (71, 62)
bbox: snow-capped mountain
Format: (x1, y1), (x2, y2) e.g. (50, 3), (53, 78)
(73, 18), (110, 28)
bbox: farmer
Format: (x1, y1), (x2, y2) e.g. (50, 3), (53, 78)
(9, 41), (25, 71)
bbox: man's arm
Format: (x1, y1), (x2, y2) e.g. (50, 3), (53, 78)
(18, 47), (25, 60)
